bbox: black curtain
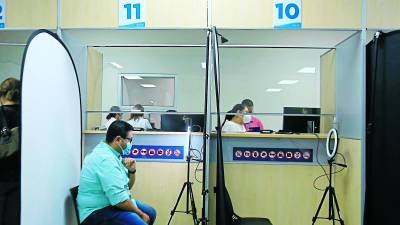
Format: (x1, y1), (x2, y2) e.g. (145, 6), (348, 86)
(365, 31), (400, 225)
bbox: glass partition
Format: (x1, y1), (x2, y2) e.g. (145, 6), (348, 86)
(86, 46), (336, 133)
(210, 47), (336, 133)
(86, 46), (207, 131)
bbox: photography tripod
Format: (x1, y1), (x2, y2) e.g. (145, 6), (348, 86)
(312, 157), (345, 225)
(167, 128), (200, 225)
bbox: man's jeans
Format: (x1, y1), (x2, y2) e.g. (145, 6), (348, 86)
(81, 200), (156, 225)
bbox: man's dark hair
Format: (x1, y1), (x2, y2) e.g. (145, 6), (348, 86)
(241, 99), (254, 107)
(106, 120), (134, 143)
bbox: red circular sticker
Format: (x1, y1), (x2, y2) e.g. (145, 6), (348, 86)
(260, 151), (268, 158)
(294, 152), (301, 159)
(277, 151), (284, 159)
(140, 148), (147, 156)
(165, 149), (172, 156)
(269, 151), (276, 159)
(286, 152), (293, 159)
(235, 150), (243, 158)
(149, 149), (155, 156)
(244, 151), (251, 158)
(132, 148), (139, 156)
(174, 149), (181, 157)
(157, 149), (164, 156)
(252, 151), (259, 158)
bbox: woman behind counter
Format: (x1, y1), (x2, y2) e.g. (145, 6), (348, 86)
(221, 104), (247, 133)
(105, 106), (122, 129)
(127, 104), (152, 130)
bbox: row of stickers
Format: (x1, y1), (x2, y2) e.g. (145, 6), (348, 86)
(118, 0), (301, 28)
(123, 145), (185, 160)
(233, 147), (313, 162)
(0, 0), (301, 29)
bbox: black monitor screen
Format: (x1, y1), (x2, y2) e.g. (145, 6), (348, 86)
(283, 107), (320, 133)
(161, 114), (205, 132)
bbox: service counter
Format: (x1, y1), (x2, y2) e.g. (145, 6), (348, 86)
(210, 132), (329, 165)
(83, 130), (329, 165)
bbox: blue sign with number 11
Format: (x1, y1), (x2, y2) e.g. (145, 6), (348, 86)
(119, 0), (146, 28)
(124, 3), (140, 20)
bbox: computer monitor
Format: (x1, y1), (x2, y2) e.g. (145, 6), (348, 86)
(283, 107), (320, 133)
(161, 114), (205, 132)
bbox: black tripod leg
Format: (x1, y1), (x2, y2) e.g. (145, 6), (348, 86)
(168, 183), (188, 225)
(188, 183), (199, 225)
(330, 188), (335, 225)
(332, 188), (345, 225)
(312, 187), (329, 225)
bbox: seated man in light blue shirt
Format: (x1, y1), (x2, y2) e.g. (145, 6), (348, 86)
(77, 120), (156, 225)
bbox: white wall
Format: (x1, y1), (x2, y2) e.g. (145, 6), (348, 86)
(0, 45), (25, 82)
(122, 76), (175, 107)
(98, 47), (325, 130)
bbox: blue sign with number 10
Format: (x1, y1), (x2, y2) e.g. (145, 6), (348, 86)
(276, 3), (299, 19)
(274, 0), (302, 29)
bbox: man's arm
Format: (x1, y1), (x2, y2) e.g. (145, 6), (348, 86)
(115, 199), (150, 223)
(123, 158), (137, 189)
(128, 172), (136, 189)
(96, 157), (148, 223)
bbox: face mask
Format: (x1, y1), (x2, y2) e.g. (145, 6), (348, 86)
(119, 142), (133, 155)
(243, 115), (252, 124)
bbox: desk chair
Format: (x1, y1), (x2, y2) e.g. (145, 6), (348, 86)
(70, 186), (80, 225)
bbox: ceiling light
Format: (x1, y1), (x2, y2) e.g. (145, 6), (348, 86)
(110, 62), (123, 69)
(266, 88), (282, 92)
(140, 84), (156, 88)
(278, 80), (298, 85)
(298, 67), (316, 73)
(122, 74), (143, 79)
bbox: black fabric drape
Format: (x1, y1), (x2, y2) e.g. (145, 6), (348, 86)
(365, 31), (400, 225)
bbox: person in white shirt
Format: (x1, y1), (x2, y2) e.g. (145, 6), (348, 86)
(222, 104), (247, 133)
(105, 106), (122, 129)
(127, 104), (152, 130)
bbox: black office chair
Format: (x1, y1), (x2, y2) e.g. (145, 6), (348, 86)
(223, 187), (272, 225)
(70, 186), (80, 225)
